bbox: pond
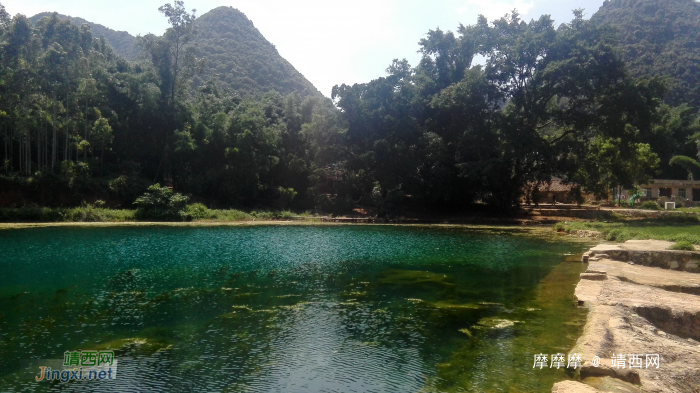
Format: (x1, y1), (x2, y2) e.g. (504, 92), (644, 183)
(0, 225), (589, 392)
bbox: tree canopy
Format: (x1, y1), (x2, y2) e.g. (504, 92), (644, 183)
(1, 2), (699, 217)
(333, 10), (665, 212)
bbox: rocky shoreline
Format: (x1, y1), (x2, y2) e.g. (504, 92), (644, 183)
(553, 240), (700, 392)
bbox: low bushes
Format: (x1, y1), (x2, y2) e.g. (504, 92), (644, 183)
(0, 203), (135, 222)
(0, 206), (63, 222)
(250, 210), (295, 219)
(669, 240), (695, 251)
(639, 201), (659, 210)
(1, 184), (307, 223)
(134, 184), (191, 220)
(554, 218), (700, 244)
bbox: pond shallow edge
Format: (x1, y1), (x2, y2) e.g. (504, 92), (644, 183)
(0, 224), (594, 392)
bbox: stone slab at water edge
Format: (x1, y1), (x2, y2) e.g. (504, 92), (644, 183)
(581, 240), (700, 273)
(555, 240), (700, 392)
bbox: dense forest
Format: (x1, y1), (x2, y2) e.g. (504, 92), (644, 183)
(592, 0), (700, 109)
(1, 0), (699, 217)
(592, 0), (700, 180)
(30, 7), (322, 100)
(29, 12), (141, 61)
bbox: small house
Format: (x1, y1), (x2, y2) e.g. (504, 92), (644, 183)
(637, 179), (700, 202)
(523, 179), (579, 205)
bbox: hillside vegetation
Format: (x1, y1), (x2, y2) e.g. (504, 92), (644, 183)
(29, 7), (322, 100)
(1, 1), (699, 220)
(192, 7), (321, 99)
(592, 0), (700, 109)
(29, 12), (140, 60)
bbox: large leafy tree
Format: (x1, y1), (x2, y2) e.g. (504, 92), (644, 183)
(138, 1), (199, 183)
(333, 10), (665, 212)
(469, 10), (664, 206)
(332, 59), (421, 216)
(135, 1), (198, 108)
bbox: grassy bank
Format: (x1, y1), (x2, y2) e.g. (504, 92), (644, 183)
(0, 206), (303, 223)
(554, 214), (700, 244)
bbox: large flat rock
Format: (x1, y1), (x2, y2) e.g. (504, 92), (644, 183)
(552, 380), (602, 392)
(566, 242), (700, 393)
(590, 240), (676, 252)
(585, 240), (700, 273)
(588, 259), (700, 295)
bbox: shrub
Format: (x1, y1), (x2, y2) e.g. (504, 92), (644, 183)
(185, 203), (210, 220)
(553, 222), (567, 232)
(0, 205), (136, 222)
(0, 206), (62, 222)
(109, 175), (151, 206)
(134, 184), (190, 220)
(669, 240), (695, 251)
(63, 203), (105, 222)
(639, 201), (659, 210)
(208, 209), (252, 221)
(275, 210), (295, 219)
(273, 187), (297, 209)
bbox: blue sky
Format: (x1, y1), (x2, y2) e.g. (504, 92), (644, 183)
(2, 0), (606, 97)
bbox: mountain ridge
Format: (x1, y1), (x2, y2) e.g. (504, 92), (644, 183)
(29, 7), (322, 99)
(591, 0), (700, 108)
(191, 6), (322, 99)
(29, 12), (141, 60)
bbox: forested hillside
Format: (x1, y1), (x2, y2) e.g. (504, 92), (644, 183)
(29, 7), (322, 100)
(591, 0), (700, 179)
(192, 7), (322, 99)
(0, 2), (333, 211)
(591, 0), (700, 109)
(29, 12), (140, 60)
(1, 1), (699, 218)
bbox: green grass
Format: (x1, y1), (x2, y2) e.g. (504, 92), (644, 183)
(669, 240), (696, 251)
(555, 214), (700, 244)
(669, 207), (700, 213)
(62, 207), (136, 222)
(206, 209), (253, 221)
(250, 210), (296, 219)
(0, 206), (136, 222)
(0, 206), (307, 223)
(638, 201), (659, 210)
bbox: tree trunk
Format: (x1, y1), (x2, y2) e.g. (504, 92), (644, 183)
(64, 94), (69, 162)
(100, 139), (104, 174)
(52, 98), (57, 171)
(26, 129), (31, 175)
(3, 124), (7, 172)
(84, 97), (88, 162)
(9, 126), (13, 172)
(18, 131), (22, 174)
(37, 121), (41, 172)
(43, 120), (47, 170)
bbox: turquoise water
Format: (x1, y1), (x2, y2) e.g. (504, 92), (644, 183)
(0, 225), (588, 392)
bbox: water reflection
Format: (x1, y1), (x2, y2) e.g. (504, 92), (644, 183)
(0, 225), (588, 392)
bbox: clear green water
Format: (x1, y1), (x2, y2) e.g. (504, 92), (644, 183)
(0, 225), (589, 392)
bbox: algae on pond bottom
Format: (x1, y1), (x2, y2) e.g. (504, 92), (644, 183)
(0, 225), (590, 392)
